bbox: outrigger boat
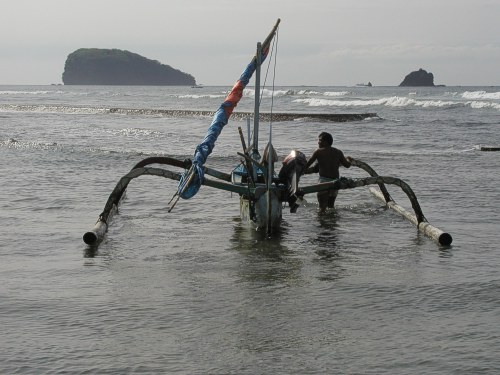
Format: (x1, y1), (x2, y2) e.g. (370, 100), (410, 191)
(83, 19), (452, 247)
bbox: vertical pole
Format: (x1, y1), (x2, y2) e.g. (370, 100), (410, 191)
(266, 141), (273, 236)
(247, 116), (251, 150)
(253, 42), (261, 156)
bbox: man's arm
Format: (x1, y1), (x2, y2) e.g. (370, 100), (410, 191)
(305, 150), (318, 169)
(340, 152), (352, 168)
(304, 150), (319, 174)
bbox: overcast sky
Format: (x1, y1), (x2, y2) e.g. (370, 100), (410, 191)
(1, 0), (499, 86)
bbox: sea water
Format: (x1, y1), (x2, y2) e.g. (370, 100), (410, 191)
(1, 85), (499, 374)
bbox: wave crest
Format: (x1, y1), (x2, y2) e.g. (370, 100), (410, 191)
(293, 96), (499, 110)
(462, 91), (500, 100)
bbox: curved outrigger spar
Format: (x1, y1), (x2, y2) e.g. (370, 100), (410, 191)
(83, 19), (452, 248)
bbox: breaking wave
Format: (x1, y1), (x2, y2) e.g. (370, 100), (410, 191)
(0, 103), (374, 122)
(0, 90), (62, 95)
(294, 96), (500, 110)
(176, 93), (226, 99)
(0, 104), (214, 117)
(241, 88), (347, 97)
(0, 104), (110, 114)
(461, 91), (500, 100)
(324, 91), (351, 97)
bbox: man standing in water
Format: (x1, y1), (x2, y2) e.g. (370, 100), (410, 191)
(305, 132), (352, 213)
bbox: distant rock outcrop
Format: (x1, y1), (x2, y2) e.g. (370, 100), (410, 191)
(62, 48), (196, 86)
(399, 68), (435, 87)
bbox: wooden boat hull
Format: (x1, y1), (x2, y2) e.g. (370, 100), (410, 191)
(239, 186), (283, 231)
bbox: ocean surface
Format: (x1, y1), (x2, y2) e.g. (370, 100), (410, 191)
(1, 84), (499, 374)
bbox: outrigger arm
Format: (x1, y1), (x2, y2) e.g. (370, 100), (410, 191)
(298, 158), (452, 246)
(84, 156), (452, 247)
(83, 157), (244, 246)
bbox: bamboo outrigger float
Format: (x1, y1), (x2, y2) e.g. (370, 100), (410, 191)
(83, 19), (452, 248)
(480, 146), (500, 151)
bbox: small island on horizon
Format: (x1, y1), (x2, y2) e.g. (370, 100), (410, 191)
(399, 68), (436, 87)
(56, 54), (448, 87)
(62, 48), (196, 86)
(356, 82), (372, 87)
(351, 69), (444, 88)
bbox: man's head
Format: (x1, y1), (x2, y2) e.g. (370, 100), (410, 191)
(318, 132), (333, 147)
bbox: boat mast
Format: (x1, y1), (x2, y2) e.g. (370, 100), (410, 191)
(253, 42), (273, 234)
(266, 109), (273, 235)
(252, 42), (262, 162)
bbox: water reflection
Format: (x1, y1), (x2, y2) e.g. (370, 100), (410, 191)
(229, 221), (304, 285)
(230, 221), (291, 257)
(310, 211), (349, 281)
(438, 246), (454, 258)
(83, 244), (98, 258)
(313, 212), (339, 258)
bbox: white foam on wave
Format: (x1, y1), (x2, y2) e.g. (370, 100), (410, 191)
(414, 99), (460, 108)
(297, 89), (320, 95)
(177, 94), (225, 99)
(323, 91), (350, 97)
(116, 128), (163, 138)
(294, 98), (377, 107)
(244, 88), (295, 98)
(0, 90), (58, 95)
(1, 138), (59, 150)
(294, 96), (463, 108)
(462, 91), (500, 100)
(0, 104), (108, 114)
(467, 101), (500, 110)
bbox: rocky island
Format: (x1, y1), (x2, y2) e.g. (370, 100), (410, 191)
(62, 48), (196, 86)
(399, 68), (435, 87)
